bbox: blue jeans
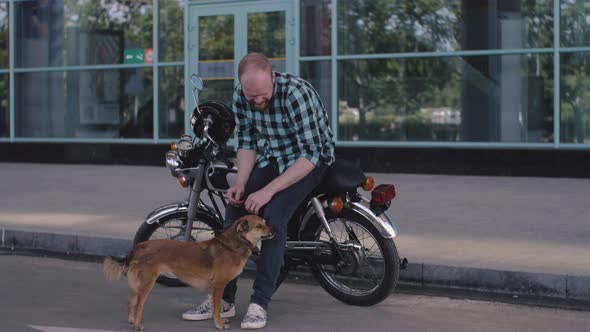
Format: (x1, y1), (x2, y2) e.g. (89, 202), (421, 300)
(222, 159), (326, 309)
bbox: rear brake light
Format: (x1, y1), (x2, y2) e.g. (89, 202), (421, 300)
(371, 184), (396, 204)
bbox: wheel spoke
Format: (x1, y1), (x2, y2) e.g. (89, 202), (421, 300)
(316, 217), (388, 295)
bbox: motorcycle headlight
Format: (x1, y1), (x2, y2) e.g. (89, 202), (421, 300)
(166, 151), (182, 177)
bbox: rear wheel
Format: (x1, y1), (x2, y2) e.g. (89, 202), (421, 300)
(133, 211), (222, 286)
(307, 210), (400, 306)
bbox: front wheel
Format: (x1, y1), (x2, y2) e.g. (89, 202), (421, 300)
(133, 211), (222, 286)
(309, 210), (400, 306)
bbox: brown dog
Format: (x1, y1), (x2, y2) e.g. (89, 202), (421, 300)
(103, 215), (273, 331)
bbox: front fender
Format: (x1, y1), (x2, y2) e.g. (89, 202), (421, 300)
(144, 201), (219, 225)
(298, 197), (398, 239)
(144, 201), (188, 224)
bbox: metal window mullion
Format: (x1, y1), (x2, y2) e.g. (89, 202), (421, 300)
(153, 0), (159, 141)
(336, 141), (555, 149)
(299, 55), (332, 61)
(9, 0), (14, 141)
(158, 61), (184, 67)
(553, 0), (560, 148)
(558, 143), (590, 150)
(559, 46), (590, 53)
(293, 0), (300, 75)
(334, 48), (554, 61)
(13, 137), (158, 144)
(12, 63), (154, 73)
(331, 0), (338, 142)
(184, 1), (190, 136)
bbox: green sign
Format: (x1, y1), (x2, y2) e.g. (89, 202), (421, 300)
(124, 49), (144, 64)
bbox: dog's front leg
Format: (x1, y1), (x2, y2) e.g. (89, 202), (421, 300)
(212, 286), (230, 330)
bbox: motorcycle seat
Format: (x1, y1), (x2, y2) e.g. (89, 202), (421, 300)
(320, 159), (365, 193)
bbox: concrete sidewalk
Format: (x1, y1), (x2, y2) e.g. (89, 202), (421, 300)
(1, 162), (589, 302)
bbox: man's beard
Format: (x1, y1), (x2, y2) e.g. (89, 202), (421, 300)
(250, 99), (270, 111)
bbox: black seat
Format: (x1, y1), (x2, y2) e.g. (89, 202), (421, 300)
(318, 159), (365, 194)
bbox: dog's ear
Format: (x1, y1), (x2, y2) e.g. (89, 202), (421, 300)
(236, 218), (249, 233)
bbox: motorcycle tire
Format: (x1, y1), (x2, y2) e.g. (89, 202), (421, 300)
(307, 209), (400, 306)
(133, 211), (223, 287)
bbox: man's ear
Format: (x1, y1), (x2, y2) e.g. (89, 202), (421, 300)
(236, 218), (249, 233)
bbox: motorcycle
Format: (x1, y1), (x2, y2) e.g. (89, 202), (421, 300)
(133, 74), (407, 306)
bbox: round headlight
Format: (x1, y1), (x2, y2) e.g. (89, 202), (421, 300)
(166, 151), (181, 177)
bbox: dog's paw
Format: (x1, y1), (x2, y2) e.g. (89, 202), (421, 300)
(133, 323), (144, 331)
(215, 322), (230, 330)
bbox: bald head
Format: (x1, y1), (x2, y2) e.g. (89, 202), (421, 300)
(238, 53), (272, 82)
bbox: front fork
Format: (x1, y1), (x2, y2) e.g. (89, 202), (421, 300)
(183, 164), (207, 241)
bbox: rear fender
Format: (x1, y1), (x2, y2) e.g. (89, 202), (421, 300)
(298, 196), (398, 239)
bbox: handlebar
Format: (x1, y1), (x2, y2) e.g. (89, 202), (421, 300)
(217, 152), (235, 169)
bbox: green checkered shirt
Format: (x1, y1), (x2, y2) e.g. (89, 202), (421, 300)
(233, 72), (335, 173)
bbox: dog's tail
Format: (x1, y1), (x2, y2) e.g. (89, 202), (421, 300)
(103, 255), (130, 281)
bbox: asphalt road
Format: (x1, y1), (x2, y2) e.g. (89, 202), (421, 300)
(1, 253), (589, 332)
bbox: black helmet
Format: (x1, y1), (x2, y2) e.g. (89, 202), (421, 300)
(190, 101), (236, 146)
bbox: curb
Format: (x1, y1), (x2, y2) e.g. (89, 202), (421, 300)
(2, 228), (589, 303)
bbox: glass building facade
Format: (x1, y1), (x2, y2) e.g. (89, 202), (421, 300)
(0, 0), (589, 151)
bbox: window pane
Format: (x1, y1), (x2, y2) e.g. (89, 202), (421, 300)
(199, 79), (234, 109)
(248, 11), (286, 71)
(338, 55), (553, 142)
(159, 66), (184, 139)
(338, 0), (553, 55)
(300, 0), (331, 56)
(300, 61), (332, 122)
(160, 0), (183, 62)
(560, 1), (590, 47)
(0, 74), (7, 137)
(0, 2), (8, 68)
(15, 69), (153, 138)
(15, 0), (153, 68)
(561, 53), (590, 143)
(198, 15), (234, 108)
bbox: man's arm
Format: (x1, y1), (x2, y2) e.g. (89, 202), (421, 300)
(228, 85), (258, 206)
(244, 156), (315, 214)
(235, 149), (257, 188)
(265, 156), (315, 195)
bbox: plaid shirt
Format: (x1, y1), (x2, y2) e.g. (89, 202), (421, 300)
(233, 72), (335, 173)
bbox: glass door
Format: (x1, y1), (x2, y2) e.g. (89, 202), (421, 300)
(187, 1), (294, 134)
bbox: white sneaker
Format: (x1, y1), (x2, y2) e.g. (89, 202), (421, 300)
(240, 303), (267, 329)
(182, 295), (236, 321)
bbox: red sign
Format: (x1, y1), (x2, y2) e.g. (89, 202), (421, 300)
(144, 48), (154, 64)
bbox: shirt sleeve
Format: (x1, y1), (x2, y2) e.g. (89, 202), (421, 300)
(285, 87), (324, 166)
(233, 86), (257, 151)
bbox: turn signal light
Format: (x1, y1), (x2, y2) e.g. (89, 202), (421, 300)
(362, 176), (375, 191)
(178, 175), (188, 188)
(170, 142), (177, 151)
(371, 184), (396, 204)
(329, 196), (344, 214)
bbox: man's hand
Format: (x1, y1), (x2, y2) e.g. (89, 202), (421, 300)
(226, 184), (246, 207)
(245, 187), (274, 215)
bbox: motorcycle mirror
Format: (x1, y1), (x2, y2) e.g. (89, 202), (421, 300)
(190, 74), (204, 91)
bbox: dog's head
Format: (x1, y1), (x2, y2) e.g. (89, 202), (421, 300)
(235, 215), (274, 244)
